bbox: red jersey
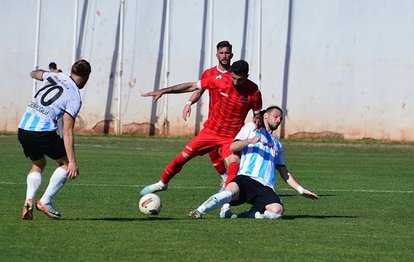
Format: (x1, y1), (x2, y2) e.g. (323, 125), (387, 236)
(200, 66), (231, 118)
(198, 74), (262, 138)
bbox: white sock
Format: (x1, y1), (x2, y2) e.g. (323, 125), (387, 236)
(26, 172), (42, 200)
(256, 210), (282, 220)
(40, 167), (68, 204)
(197, 190), (233, 214)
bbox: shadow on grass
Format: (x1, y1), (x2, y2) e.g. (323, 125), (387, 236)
(282, 214), (356, 220)
(278, 194), (335, 197)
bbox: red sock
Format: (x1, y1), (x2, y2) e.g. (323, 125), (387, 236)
(224, 162), (239, 186)
(161, 153), (189, 184)
(213, 161), (226, 175)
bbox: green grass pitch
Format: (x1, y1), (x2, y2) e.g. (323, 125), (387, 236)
(0, 134), (413, 261)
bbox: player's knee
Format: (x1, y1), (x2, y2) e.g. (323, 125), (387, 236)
(266, 203), (284, 214)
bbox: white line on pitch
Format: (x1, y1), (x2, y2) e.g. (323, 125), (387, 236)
(0, 181), (412, 194)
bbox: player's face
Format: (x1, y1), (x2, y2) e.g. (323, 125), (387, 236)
(231, 72), (248, 88)
(265, 109), (283, 131)
(216, 47), (233, 67)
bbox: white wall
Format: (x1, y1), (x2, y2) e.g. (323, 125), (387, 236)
(0, 0), (413, 141)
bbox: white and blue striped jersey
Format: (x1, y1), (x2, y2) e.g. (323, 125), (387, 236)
(18, 72), (82, 132)
(234, 122), (285, 191)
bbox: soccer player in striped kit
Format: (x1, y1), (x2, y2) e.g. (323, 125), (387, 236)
(189, 106), (319, 219)
(140, 60), (262, 203)
(18, 59), (91, 220)
(182, 40), (233, 187)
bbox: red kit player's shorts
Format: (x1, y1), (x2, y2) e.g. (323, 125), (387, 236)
(182, 128), (233, 160)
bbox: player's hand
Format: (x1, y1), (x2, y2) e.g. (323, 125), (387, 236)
(182, 103), (191, 121)
(302, 190), (319, 200)
(142, 90), (164, 102)
(67, 162), (79, 179)
(247, 136), (260, 144)
(253, 114), (263, 130)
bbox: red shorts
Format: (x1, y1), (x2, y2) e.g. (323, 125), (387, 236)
(183, 128), (233, 159)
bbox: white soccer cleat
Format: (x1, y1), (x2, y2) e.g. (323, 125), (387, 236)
(36, 200), (61, 219)
(140, 181), (168, 196)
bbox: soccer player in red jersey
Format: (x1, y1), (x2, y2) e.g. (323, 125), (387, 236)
(140, 60), (262, 200)
(182, 41), (233, 185)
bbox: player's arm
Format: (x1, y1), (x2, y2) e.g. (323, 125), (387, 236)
(182, 89), (205, 120)
(276, 165), (319, 200)
(30, 69), (46, 81)
(142, 82), (199, 102)
(62, 112), (79, 179)
(252, 90), (263, 129)
(230, 136), (260, 152)
(253, 111), (264, 130)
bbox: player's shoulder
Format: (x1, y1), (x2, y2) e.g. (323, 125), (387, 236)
(241, 122), (257, 133)
(245, 79), (259, 90)
(272, 135), (283, 149)
(245, 122), (256, 129)
(201, 66), (218, 79)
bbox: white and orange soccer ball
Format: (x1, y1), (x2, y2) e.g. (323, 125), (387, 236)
(139, 193), (162, 215)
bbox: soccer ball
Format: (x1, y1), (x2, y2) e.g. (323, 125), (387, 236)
(139, 193), (162, 215)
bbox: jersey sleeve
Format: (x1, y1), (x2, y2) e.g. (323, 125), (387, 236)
(199, 76), (217, 91)
(234, 122), (256, 141)
(63, 86), (82, 119)
(42, 72), (53, 82)
(275, 140), (286, 166)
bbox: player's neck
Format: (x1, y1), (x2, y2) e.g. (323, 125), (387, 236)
(217, 64), (231, 73)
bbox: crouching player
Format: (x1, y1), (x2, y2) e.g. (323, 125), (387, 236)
(189, 106), (319, 219)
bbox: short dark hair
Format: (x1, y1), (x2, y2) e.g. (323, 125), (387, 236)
(216, 41), (232, 52)
(231, 60), (249, 76)
(260, 105), (284, 120)
(49, 62), (57, 70)
(71, 59), (91, 77)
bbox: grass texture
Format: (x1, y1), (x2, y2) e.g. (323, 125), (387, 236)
(0, 135), (413, 261)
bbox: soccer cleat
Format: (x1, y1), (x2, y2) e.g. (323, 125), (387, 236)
(237, 208), (259, 218)
(36, 200), (61, 219)
(22, 199), (34, 220)
(189, 210), (204, 219)
(140, 182), (168, 196)
(219, 206), (237, 219)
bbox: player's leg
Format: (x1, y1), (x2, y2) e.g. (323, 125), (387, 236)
(217, 145), (241, 216)
(189, 181), (240, 219)
(258, 203), (283, 220)
(36, 132), (68, 219)
(207, 149), (227, 184)
(140, 151), (192, 196)
(223, 152), (240, 187)
(140, 129), (216, 196)
(22, 159), (45, 220)
(18, 129), (45, 220)
(251, 188), (283, 220)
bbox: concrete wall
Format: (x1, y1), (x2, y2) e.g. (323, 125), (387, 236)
(1, 0), (413, 141)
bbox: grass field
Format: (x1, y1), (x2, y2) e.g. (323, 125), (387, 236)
(1, 134), (413, 261)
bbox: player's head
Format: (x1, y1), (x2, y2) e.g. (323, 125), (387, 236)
(49, 62), (57, 70)
(262, 106), (283, 131)
(231, 60), (249, 88)
(71, 59), (91, 89)
(48, 62), (62, 73)
(216, 41), (233, 68)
